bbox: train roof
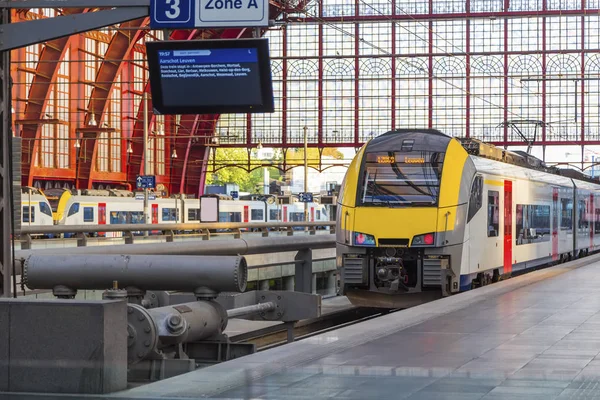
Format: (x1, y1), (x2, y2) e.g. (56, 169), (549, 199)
(376, 129), (600, 186)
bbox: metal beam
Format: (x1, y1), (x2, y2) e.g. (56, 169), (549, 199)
(0, 0), (149, 7)
(0, 6), (12, 298)
(0, 7), (149, 51)
(19, 221), (334, 234)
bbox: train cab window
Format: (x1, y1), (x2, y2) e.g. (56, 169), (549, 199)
(22, 206), (34, 223)
(561, 198), (573, 231)
(67, 203), (80, 217)
(251, 209), (264, 221)
(83, 207), (94, 222)
(467, 176), (483, 223)
(269, 209), (281, 220)
(188, 208), (200, 221)
(487, 191), (499, 237)
(39, 202), (52, 217)
(596, 208), (600, 234)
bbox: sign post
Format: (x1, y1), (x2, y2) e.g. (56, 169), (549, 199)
(150, 0), (269, 29)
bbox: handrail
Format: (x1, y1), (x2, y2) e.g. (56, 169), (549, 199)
(19, 221), (336, 235)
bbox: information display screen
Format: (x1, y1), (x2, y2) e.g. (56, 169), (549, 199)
(146, 39), (274, 115)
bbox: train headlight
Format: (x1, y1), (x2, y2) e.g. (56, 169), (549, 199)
(353, 232), (376, 246)
(412, 233), (435, 246)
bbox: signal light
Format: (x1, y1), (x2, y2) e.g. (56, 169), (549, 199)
(423, 233), (434, 245)
(412, 233), (435, 246)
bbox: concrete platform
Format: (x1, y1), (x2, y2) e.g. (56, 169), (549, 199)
(111, 252), (600, 400)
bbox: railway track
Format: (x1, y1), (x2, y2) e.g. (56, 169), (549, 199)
(230, 305), (401, 351)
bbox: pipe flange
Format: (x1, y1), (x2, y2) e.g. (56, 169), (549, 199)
(52, 285), (77, 299)
(126, 304), (158, 365)
(103, 289), (128, 301)
(21, 256), (30, 288)
(194, 286), (218, 300)
(235, 256), (248, 292)
(256, 292), (284, 321)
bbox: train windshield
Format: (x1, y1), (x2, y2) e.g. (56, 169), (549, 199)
(358, 150), (445, 206)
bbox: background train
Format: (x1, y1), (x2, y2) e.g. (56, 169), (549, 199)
(336, 129), (600, 308)
(18, 187), (330, 235)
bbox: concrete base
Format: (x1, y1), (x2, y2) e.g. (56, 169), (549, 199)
(0, 298), (127, 394)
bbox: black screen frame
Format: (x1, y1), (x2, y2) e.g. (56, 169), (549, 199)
(146, 38), (274, 115)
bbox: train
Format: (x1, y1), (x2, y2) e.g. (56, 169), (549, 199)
(18, 187), (330, 235)
(336, 129), (600, 308)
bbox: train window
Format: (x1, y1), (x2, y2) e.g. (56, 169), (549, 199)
(269, 209), (281, 220)
(251, 209), (264, 221)
(316, 210), (321, 220)
(162, 208), (179, 222)
(22, 206), (34, 223)
(515, 204), (551, 245)
(358, 150), (445, 206)
(487, 191), (499, 237)
(578, 200), (588, 230)
(131, 212), (143, 224)
(561, 198), (573, 231)
(596, 208), (600, 234)
(39, 202), (52, 217)
(188, 208), (200, 221)
(467, 176), (483, 223)
(67, 202), (80, 217)
(83, 207), (94, 222)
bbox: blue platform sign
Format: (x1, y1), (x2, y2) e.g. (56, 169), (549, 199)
(230, 191), (239, 199)
(150, 0), (269, 29)
(136, 175), (156, 190)
(299, 192), (313, 203)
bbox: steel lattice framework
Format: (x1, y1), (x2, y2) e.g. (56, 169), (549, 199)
(10, 0), (600, 196)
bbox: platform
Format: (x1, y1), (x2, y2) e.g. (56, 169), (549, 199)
(110, 253), (600, 400)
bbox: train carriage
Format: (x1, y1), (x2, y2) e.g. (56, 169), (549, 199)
(336, 129), (600, 308)
(20, 188), (54, 231)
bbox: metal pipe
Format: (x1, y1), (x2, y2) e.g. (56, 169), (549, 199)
(227, 301), (276, 319)
(22, 254), (247, 296)
(127, 300), (228, 365)
(20, 221), (334, 235)
(14, 234), (335, 275)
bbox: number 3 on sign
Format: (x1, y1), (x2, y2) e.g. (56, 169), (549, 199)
(165, 0), (180, 18)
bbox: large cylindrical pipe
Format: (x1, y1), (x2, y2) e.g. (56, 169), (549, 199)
(23, 254), (247, 295)
(127, 300), (228, 365)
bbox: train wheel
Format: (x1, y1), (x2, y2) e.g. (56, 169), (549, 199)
(492, 269), (500, 283)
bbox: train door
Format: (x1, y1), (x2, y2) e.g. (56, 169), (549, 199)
(310, 207), (314, 222)
(552, 188), (559, 261)
(151, 204), (159, 224)
(283, 206), (288, 222)
(151, 204), (159, 235)
(590, 194), (594, 249)
(243, 206), (249, 223)
(98, 203), (106, 237)
(503, 180), (513, 275)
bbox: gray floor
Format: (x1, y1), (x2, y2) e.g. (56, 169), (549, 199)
(118, 254), (600, 400)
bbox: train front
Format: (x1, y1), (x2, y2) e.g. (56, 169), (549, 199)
(336, 129), (473, 308)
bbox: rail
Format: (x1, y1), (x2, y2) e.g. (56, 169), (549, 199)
(18, 221), (337, 249)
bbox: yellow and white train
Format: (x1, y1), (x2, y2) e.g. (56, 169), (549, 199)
(337, 129), (600, 308)
(18, 188), (330, 236)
